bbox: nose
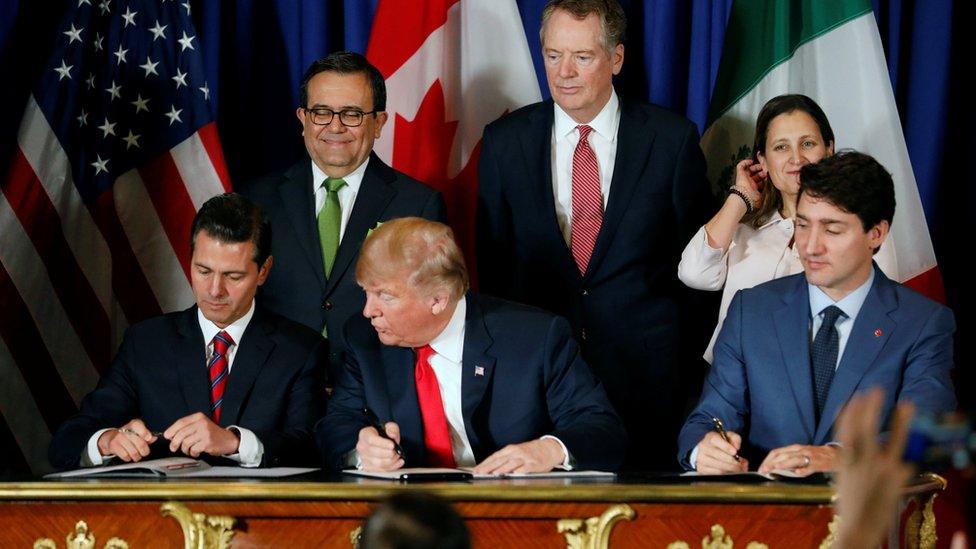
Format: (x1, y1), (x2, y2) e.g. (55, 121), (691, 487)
(558, 56), (576, 79)
(362, 294), (378, 318)
(803, 228), (823, 256)
(325, 112), (346, 133)
(208, 275), (226, 298)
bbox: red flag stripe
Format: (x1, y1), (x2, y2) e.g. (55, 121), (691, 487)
(172, 129), (232, 209)
(904, 266), (946, 304)
(112, 168), (194, 312)
(366, 0), (460, 78)
(137, 153), (200, 280)
(0, 336), (56, 471)
(3, 150), (113, 372)
(197, 122), (232, 192)
(91, 189), (165, 323)
(0, 261), (80, 433)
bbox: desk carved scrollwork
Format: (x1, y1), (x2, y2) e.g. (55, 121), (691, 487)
(33, 520), (129, 549)
(557, 503), (635, 549)
(160, 502), (235, 549)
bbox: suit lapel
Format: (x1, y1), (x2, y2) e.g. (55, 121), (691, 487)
(278, 160), (326, 290)
(382, 344), (426, 465)
(815, 269), (896, 442)
(459, 294), (497, 461)
(175, 307), (212, 416)
(219, 309), (275, 427)
(522, 103), (580, 282)
(584, 101), (655, 280)
(326, 154), (395, 295)
(773, 277), (816, 441)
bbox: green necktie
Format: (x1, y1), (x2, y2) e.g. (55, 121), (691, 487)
(317, 177), (347, 278)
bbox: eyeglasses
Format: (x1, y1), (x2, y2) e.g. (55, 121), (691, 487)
(303, 107), (380, 127)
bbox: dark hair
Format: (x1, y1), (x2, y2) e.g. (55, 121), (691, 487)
(360, 492), (470, 549)
(799, 150), (896, 250)
(745, 94), (836, 227)
(299, 51), (387, 112)
(540, 0), (627, 52)
(190, 193), (272, 266)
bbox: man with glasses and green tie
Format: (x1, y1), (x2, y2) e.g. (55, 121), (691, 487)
(240, 51), (446, 380)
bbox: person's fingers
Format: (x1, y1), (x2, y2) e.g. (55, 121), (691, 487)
(703, 432), (740, 457)
(384, 422), (401, 444)
(473, 446), (514, 474)
(725, 431), (743, 450)
(885, 401), (915, 459)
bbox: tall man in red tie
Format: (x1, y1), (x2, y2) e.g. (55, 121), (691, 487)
(49, 193), (326, 470)
(476, 0), (713, 469)
(316, 218), (626, 473)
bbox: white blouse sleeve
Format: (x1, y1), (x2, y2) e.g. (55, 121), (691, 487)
(678, 225), (731, 291)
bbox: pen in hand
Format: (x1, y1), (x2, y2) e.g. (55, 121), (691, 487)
(711, 417), (741, 462)
(364, 408), (404, 458)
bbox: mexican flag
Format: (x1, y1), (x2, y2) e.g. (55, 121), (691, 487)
(702, 0), (944, 301)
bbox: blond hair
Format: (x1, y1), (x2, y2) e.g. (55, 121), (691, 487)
(356, 218), (469, 301)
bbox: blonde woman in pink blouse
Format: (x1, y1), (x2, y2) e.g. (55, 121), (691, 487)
(679, 95), (835, 363)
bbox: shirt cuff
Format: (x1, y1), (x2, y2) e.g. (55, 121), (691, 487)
(701, 226), (732, 257)
(541, 435), (575, 470)
(223, 426), (263, 467)
(343, 449), (363, 470)
(83, 428), (116, 467)
(689, 445), (700, 470)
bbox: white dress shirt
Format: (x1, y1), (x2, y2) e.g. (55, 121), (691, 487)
(678, 212), (803, 363)
(84, 301), (264, 467)
(551, 91), (621, 246)
(311, 156), (368, 242)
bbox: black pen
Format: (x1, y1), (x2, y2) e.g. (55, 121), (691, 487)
(711, 417), (741, 462)
(364, 408), (404, 458)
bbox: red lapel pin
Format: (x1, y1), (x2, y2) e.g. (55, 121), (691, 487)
(874, 328), (883, 337)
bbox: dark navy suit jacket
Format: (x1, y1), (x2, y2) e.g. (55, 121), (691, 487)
(48, 306), (327, 470)
(677, 266), (957, 469)
(476, 98), (713, 468)
(238, 153), (446, 370)
(316, 293), (627, 472)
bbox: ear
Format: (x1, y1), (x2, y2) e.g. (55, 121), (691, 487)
(257, 255), (273, 286)
(429, 290), (451, 316)
(827, 140), (835, 155)
(868, 220), (890, 251)
(756, 149), (768, 171)
(611, 43), (624, 75)
(373, 111), (389, 138)
(296, 107), (307, 134)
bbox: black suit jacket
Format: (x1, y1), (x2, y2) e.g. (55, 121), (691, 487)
(316, 293), (627, 472)
(476, 98), (713, 469)
(48, 306), (326, 470)
(238, 153), (447, 370)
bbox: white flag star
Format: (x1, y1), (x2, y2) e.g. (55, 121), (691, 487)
(98, 0), (110, 15)
(131, 94), (150, 113)
(139, 56), (159, 77)
(106, 80), (122, 100)
(97, 117), (117, 137)
(172, 68), (188, 89)
(181, 1), (191, 15)
(63, 24), (83, 44)
(93, 32), (104, 51)
(78, 0), (91, 5)
(113, 44), (128, 65)
(54, 60), (73, 81)
(76, 109), (89, 126)
(86, 73), (96, 89)
(165, 105), (183, 126)
(123, 130), (141, 150)
(91, 155), (109, 175)
(149, 20), (167, 41)
(177, 31), (195, 52)
(199, 82), (211, 101)
(121, 7), (137, 27)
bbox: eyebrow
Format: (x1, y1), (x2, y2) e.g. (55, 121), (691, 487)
(309, 103), (365, 110)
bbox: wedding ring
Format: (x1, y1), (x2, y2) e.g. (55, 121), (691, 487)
(801, 454), (811, 468)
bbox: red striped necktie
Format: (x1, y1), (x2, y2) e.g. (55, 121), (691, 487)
(570, 124), (603, 274)
(209, 330), (233, 424)
(413, 344), (455, 467)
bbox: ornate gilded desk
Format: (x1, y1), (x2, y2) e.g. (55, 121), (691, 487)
(0, 473), (944, 548)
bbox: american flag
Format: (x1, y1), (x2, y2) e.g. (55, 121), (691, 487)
(0, 0), (229, 473)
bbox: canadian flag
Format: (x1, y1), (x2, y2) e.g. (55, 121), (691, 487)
(366, 0), (541, 277)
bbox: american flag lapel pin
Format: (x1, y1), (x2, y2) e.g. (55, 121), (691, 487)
(474, 366), (485, 377)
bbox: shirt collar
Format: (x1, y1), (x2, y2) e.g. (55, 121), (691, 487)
(757, 209), (790, 230)
(197, 299), (256, 347)
(311, 155), (369, 194)
(553, 89), (620, 142)
(428, 297), (466, 364)
(808, 266), (875, 321)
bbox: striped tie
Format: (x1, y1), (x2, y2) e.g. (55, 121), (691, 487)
(209, 331), (233, 424)
(570, 125), (603, 274)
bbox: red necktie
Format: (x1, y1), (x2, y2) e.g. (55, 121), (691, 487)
(571, 124), (603, 274)
(209, 331), (233, 424)
(414, 344), (455, 467)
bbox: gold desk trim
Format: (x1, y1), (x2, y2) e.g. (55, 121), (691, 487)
(1, 481), (839, 504)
